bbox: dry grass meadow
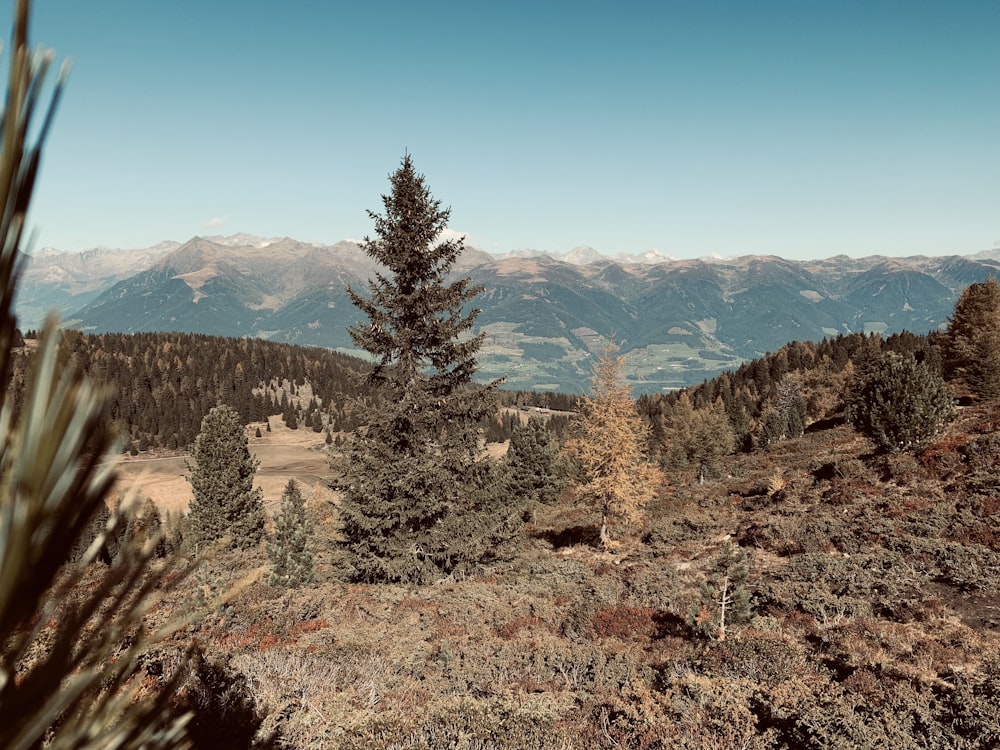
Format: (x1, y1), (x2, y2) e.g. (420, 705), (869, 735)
(115, 416), (341, 516)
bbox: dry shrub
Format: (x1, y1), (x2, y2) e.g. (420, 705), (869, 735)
(598, 676), (777, 750)
(879, 452), (926, 484)
(973, 493), (1000, 516)
(920, 432), (969, 475)
(235, 648), (408, 748)
(174, 652), (278, 749)
(590, 606), (659, 641)
(336, 696), (566, 750)
(497, 615), (556, 640)
(288, 619), (328, 636)
(694, 633), (805, 687)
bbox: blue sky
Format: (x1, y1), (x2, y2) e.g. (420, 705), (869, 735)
(17, 0), (1000, 259)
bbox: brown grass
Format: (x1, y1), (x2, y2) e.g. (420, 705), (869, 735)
(115, 414), (335, 514)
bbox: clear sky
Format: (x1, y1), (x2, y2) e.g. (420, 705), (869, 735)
(17, 0), (1000, 259)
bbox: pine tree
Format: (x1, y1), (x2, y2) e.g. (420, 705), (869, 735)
(505, 415), (564, 505)
(846, 352), (955, 453)
(758, 376), (807, 448)
(336, 155), (518, 584)
(187, 404), (265, 550)
(564, 344), (663, 549)
(691, 542), (752, 641)
(658, 393), (735, 483)
(268, 480), (314, 588)
(945, 277), (1000, 399)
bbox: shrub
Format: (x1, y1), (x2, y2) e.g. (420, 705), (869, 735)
(846, 352), (955, 453)
(174, 652), (277, 750)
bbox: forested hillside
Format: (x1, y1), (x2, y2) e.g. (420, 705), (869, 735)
(10, 331), (374, 450)
(7, 325), (946, 459)
(9, 330), (583, 452)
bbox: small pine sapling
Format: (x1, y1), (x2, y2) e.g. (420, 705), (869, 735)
(268, 479), (315, 588)
(691, 542), (752, 641)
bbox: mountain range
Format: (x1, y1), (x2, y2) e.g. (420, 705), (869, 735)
(16, 235), (1000, 393)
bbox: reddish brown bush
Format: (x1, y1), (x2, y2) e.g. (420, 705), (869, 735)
(591, 606), (659, 640)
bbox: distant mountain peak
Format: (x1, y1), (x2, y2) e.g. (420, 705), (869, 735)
(18, 233), (1000, 394)
(489, 245), (675, 266)
(203, 233), (286, 248)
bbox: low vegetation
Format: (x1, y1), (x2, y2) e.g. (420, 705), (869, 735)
(90, 396), (998, 748)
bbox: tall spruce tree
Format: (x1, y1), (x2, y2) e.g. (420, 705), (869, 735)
(336, 155), (518, 584)
(268, 480), (314, 588)
(188, 404), (265, 550)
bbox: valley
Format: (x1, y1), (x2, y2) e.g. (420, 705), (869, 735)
(18, 236), (1000, 392)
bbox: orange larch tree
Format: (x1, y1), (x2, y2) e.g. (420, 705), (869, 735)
(565, 344), (664, 549)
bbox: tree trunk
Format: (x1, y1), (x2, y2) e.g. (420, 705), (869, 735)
(717, 574), (729, 641)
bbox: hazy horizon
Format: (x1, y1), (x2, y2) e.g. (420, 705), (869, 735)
(22, 1), (1000, 261)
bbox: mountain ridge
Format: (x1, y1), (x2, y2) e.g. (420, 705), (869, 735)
(17, 234), (1000, 392)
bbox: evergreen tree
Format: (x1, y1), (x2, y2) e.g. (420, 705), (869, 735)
(505, 415), (565, 505)
(758, 376), (807, 448)
(691, 542), (752, 641)
(564, 344), (663, 549)
(658, 393), (736, 483)
(268, 480), (314, 588)
(187, 404), (265, 550)
(336, 155), (519, 584)
(846, 352), (955, 453)
(945, 277), (1000, 399)
(0, 4), (193, 745)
